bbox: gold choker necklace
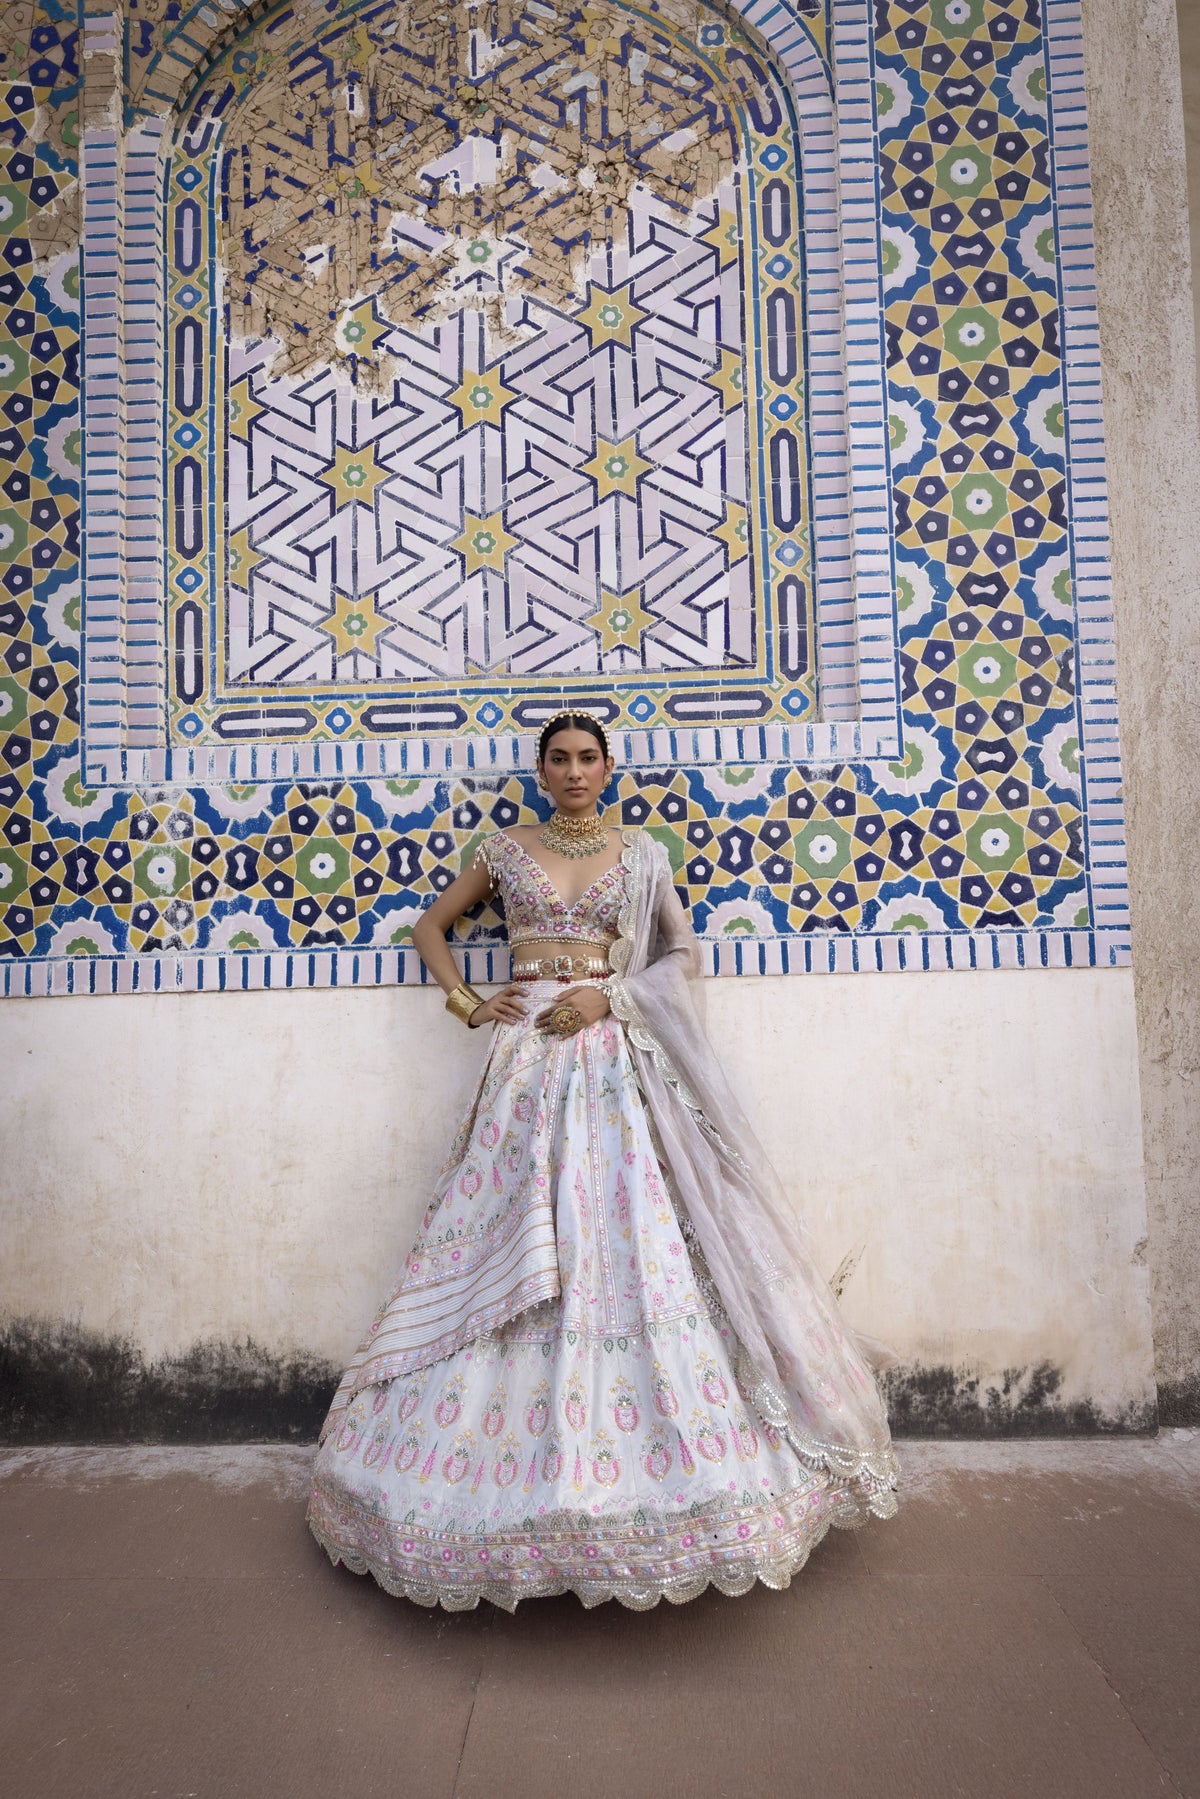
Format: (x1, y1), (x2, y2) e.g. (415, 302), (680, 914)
(540, 810), (609, 859)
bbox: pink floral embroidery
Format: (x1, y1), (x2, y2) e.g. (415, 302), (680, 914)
(442, 1432), (474, 1484)
(435, 1379), (463, 1429)
(610, 1373), (639, 1434)
(563, 1372), (587, 1433)
(482, 1383), (507, 1439)
(306, 828), (898, 1600)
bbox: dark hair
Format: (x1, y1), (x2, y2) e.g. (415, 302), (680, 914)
(537, 712), (609, 762)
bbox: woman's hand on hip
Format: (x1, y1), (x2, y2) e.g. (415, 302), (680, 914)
(469, 983), (528, 1028)
(534, 983), (611, 1034)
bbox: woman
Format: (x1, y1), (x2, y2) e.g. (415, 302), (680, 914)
(307, 711), (898, 1610)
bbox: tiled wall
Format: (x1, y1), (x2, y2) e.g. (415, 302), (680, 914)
(0, 0), (1131, 994)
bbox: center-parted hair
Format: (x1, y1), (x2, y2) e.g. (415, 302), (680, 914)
(537, 711), (610, 762)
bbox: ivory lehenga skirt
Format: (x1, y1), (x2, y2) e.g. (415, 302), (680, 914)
(307, 983), (884, 1610)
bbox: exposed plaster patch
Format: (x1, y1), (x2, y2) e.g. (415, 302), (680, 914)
(0, 7), (81, 256)
(172, 0), (753, 380)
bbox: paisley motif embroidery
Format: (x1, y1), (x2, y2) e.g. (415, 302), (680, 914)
(651, 1360), (679, 1418)
(590, 1428), (621, 1488)
(442, 1429), (476, 1485)
(642, 1430), (673, 1482)
(697, 1350), (729, 1406)
(362, 1422), (390, 1470)
(393, 1421), (425, 1475)
(435, 1376), (464, 1429)
(526, 1379), (551, 1438)
(691, 1407), (728, 1465)
(563, 1371), (588, 1433)
(482, 1382), (507, 1439)
(609, 1373), (640, 1434)
(397, 1374), (427, 1422)
(493, 1432), (522, 1489)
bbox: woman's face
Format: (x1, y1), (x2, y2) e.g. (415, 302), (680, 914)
(538, 727), (613, 816)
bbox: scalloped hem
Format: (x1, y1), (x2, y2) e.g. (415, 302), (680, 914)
(306, 1500), (871, 1615)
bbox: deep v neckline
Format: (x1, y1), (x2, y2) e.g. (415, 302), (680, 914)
(508, 836), (625, 911)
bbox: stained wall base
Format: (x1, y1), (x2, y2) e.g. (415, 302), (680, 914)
(0, 969), (1156, 1439)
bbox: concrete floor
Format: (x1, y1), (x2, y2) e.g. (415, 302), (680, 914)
(0, 1438), (1197, 1799)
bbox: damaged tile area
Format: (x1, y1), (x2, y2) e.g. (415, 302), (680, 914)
(0, 3), (80, 257)
(160, 0), (818, 737)
(206, 0), (746, 378)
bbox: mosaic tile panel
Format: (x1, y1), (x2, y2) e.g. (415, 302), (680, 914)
(0, 0), (1132, 992)
(161, 1), (833, 751)
(87, 0), (882, 782)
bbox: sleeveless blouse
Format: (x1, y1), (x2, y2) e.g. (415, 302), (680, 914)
(476, 832), (625, 957)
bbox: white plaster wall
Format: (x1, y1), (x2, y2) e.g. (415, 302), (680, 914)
(4, 0), (1194, 1431)
(1086, 0), (1200, 1404)
(0, 971), (1155, 1416)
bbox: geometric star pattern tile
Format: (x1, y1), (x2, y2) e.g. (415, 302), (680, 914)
(0, 0), (1128, 988)
(163, 1), (820, 743)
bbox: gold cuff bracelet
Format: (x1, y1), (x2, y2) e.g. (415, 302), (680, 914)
(445, 981), (484, 1026)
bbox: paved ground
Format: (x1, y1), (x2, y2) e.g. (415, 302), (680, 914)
(1, 1436), (1197, 1799)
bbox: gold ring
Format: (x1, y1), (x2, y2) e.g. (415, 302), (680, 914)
(550, 1004), (582, 1036)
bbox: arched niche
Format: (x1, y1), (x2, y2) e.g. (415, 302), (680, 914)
(80, 0), (899, 784)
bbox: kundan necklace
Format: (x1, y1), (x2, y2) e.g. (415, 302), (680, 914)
(540, 810), (609, 859)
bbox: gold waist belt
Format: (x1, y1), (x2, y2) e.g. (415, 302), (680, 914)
(513, 952), (610, 981)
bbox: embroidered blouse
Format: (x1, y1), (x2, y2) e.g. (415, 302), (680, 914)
(476, 832), (626, 958)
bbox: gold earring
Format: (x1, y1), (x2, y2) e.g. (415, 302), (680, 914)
(536, 771), (549, 792)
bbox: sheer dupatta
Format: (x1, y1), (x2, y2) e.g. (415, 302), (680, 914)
(609, 830), (898, 1512)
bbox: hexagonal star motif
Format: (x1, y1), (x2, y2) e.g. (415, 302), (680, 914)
(453, 511), (517, 574)
(449, 367), (517, 429)
(577, 282), (645, 349)
(325, 443), (391, 509)
(446, 231), (528, 295)
(583, 435), (649, 498)
(327, 154), (382, 200)
(715, 502), (750, 564)
(701, 207), (740, 270)
(325, 591), (388, 662)
(226, 381), (267, 443)
(710, 348), (745, 413)
(227, 525), (261, 585)
(585, 589), (654, 656)
(334, 296), (389, 361)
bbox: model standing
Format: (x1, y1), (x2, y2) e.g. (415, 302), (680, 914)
(308, 711), (898, 1609)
